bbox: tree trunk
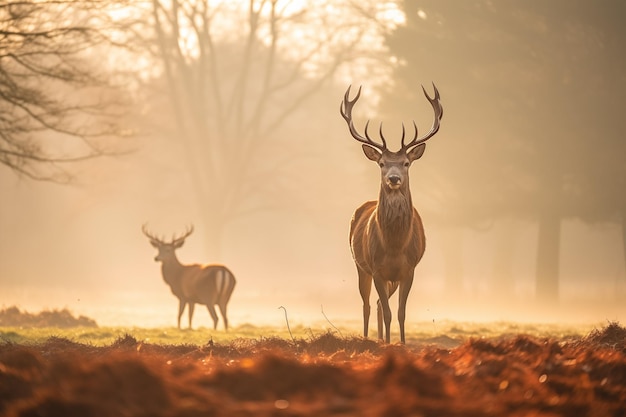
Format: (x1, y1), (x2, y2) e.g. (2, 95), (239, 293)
(492, 220), (515, 297)
(203, 211), (225, 261)
(535, 212), (561, 303)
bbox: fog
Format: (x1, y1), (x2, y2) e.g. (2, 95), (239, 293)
(1, 0), (625, 329)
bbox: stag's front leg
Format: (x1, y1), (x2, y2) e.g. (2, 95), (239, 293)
(188, 302), (195, 329)
(177, 299), (186, 329)
(397, 275), (414, 344)
(373, 278), (392, 343)
(357, 268), (372, 338)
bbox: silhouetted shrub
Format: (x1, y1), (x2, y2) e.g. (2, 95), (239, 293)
(0, 306), (97, 328)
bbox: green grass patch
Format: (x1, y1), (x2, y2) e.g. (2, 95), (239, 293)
(0, 320), (598, 347)
(0, 323), (339, 346)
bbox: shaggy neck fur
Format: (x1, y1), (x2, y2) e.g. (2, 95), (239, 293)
(376, 185), (413, 250)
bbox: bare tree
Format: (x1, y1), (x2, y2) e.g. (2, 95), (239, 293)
(141, 0), (395, 255)
(0, 0), (137, 182)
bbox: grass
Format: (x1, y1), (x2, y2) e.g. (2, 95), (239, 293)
(0, 324), (299, 346)
(0, 322), (372, 346)
(0, 320), (601, 347)
(0, 304), (609, 347)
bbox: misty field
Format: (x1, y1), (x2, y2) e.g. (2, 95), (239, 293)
(1, 309), (626, 417)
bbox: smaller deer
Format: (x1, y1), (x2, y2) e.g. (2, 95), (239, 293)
(142, 224), (236, 330)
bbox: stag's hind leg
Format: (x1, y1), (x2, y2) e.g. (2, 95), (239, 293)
(373, 279), (395, 343)
(357, 267), (372, 338)
(376, 281), (398, 342)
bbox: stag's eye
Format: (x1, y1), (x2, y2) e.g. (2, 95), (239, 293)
(379, 162), (384, 168)
(404, 162), (410, 167)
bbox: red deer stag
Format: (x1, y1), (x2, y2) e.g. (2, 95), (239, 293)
(340, 83), (443, 343)
(142, 224), (236, 330)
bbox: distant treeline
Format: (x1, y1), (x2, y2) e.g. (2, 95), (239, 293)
(0, 306), (97, 328)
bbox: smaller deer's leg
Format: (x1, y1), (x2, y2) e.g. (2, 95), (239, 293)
(373, 278), (392, 343)
(398, 275), (414, 344)
(357, 268), (372, 338)
(188, 302), (195, 329)
(206, 304), (219, 329)
(177, 300), (186, 329)
(217, 303), (229, 331)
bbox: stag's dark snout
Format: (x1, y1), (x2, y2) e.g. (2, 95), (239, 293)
(387, 174), (402, 189)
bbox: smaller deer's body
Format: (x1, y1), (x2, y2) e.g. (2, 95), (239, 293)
(143, 225), (236, 329)
(341, 84), (443, 343)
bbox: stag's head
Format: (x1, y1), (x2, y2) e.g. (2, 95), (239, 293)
(142, 224), (194, 263)
(340, 84), (443, 191)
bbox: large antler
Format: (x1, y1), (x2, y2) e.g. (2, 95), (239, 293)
(340, 85), (387, 151)
(400, 83), (444, 151)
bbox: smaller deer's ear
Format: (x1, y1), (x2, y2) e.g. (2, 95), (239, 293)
(407, 143), (426, 162)
(362, 144), (381, 162)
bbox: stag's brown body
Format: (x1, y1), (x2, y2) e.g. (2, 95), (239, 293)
(341, 84), (442, 343)
(350, 184), (426, 343)
(350, 199), (426, 292)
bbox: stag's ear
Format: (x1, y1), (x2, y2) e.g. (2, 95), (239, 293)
(173, 240), (185, 249)
(407, 143), (426, 162)
(149, 240), (159, 248)
(362, 144), (381, 162)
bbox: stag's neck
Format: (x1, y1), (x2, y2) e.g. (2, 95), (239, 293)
(376, 187), (414, 247)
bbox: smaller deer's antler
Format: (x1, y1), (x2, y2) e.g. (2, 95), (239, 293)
(143, 224), (194, 245)
(172, 225), (194, 246)
(142, 223), (164, 244)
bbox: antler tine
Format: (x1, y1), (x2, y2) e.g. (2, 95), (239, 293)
(363, 120), (388, 150)
(340, 85), (386, 151)
(378, 122), (388, 149)
(172, 224), (194, 244)
(401, 82), (444, 150)
(142, 223), (163, 244)
(401, 120), (419, 149)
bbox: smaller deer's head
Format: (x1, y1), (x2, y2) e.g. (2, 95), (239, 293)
(340, 84), (443, 192)
(142, 224), (194, 263)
